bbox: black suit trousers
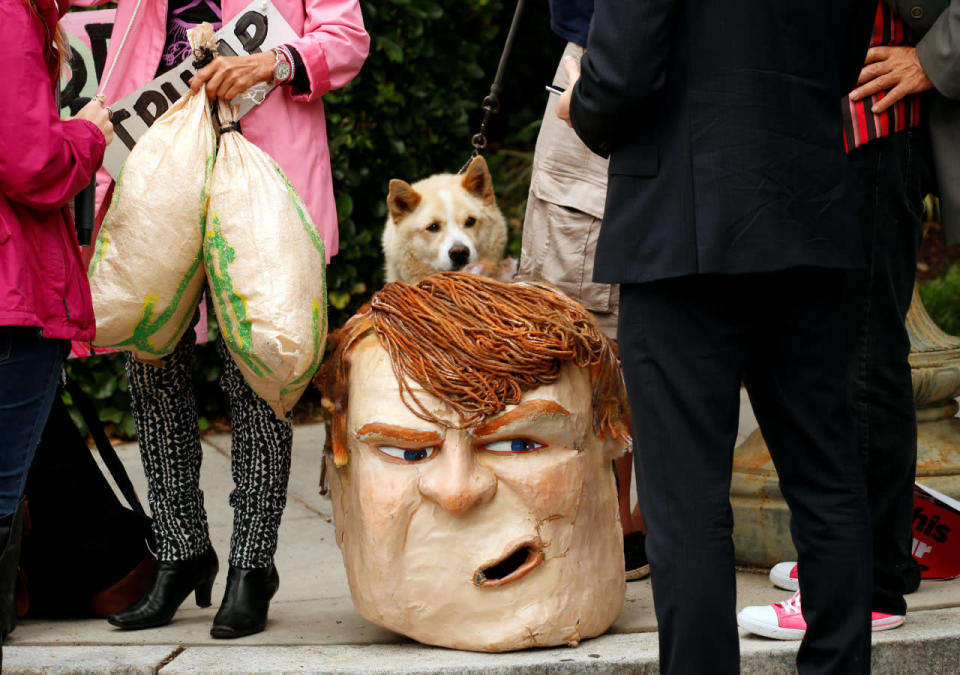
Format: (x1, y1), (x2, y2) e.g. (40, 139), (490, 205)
(845, 128), (935, 615)
(619, 268), (872, 674)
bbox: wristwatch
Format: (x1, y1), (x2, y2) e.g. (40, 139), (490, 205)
(271, 47), (293, 85)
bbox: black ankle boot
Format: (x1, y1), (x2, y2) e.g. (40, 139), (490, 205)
(107, 546), (218, 630)
(210, 563), (279, 639)
(0, 501), (26, 641)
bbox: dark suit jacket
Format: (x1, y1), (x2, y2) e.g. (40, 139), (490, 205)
(885, 0), (960, 242)
(570, 0), (876, 284)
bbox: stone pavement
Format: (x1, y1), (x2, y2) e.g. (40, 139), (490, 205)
(4, 395), (960, 673)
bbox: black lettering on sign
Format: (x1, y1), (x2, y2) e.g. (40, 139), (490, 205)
(914, 506), (928, 532)
(134, 90), (169, 127)
(60, 47), (87, 110)
(934, 523), (950, 543)
(217, 40), (239, 57)
(162, 81), (184, 105)
(180, 70), (196, 89)
(85, 23), (114, 83)
(110, 109), (136, 151)
(234, 12), (268, 54)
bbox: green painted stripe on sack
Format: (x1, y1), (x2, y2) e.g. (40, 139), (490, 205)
(204, 213), (272, 377)
(157, 272), (206, 354)
(88, 224), (111, 277)
(273, 164), (326, 260)
(198, 145), (216, 234)
(281, 297), (326, 396)
(107, 251), (205, 356)
(88, 165), (127, 276)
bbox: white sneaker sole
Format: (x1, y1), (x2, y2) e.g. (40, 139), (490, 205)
(736, 612), (805, 640)
(738, 612), (905, 639)
(872, 615), (906, 631)
(769, 564), (799, 592)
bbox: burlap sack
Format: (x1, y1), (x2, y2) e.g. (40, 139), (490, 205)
(204, 101), (328, 419)
(88, 25), (217, 360)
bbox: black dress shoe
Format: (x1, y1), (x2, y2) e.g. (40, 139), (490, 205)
(210, 563), (279, 639)
(107, 546), (219, 630)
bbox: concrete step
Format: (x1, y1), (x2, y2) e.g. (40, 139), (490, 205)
(4, 606), (960, 674)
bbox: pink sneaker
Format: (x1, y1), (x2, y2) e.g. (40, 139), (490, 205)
(769, 561), (799, 592)
(737, 592), (906, 640)
(871, 612), (907, 632)
(737, 591), (807, 639)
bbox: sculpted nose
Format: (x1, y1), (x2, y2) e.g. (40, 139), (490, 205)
(419, 437), (496, 515)
(448, 245), (470, 269)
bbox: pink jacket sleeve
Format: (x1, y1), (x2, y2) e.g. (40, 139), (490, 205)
(0, 3), (105, 211)
(288, 0), (370, 102)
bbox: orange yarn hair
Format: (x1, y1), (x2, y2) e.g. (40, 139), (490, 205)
(316, 272), (631, 466)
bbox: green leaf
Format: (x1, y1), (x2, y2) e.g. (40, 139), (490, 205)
(335, 192), (354, 222)
(329, 291), (352, 310)
(377, 37), (405, 63)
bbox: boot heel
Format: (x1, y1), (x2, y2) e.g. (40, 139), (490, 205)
(108, 546), (219, 630)
(195, 580), (214, 608)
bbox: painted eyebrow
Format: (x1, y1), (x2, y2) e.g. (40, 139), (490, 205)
(473, 400), (570, 437)
(355, 422), (443, 445)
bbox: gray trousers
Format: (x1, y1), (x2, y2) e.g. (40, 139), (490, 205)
(519, 42), (618, 339)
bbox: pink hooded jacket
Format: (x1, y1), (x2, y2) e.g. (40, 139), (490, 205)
(76, 0), (370, 261)
(0, 0), (106, 341)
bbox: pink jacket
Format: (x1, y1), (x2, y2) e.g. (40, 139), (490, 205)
(0, 0), (105, 341)
(77, 0), (369, 261)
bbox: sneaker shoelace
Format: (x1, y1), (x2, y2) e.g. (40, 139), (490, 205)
(775, 591), (803, 615)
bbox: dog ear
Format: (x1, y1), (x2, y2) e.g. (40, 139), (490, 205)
(387, 180), (422, 223)
(461, 156), (496, 206)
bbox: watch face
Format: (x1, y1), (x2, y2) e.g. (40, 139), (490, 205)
(276, 61), (292, 82)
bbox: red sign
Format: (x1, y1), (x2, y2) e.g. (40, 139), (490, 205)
(913, 483), (960, 580)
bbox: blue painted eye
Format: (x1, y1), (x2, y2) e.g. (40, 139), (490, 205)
(377, 446), (437, 463)
(482, 439), (546, 454)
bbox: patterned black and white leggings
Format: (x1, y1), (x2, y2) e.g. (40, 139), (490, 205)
(124, 321), (293, 569)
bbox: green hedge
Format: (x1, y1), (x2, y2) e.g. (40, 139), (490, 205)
(919, 264), (960, 337)
(67, 0), (563, 438)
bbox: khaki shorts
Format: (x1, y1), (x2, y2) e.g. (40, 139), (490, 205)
(519, 42), (619, 339)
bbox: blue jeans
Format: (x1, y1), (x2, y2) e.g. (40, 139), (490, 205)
(0, 326), (68, 516)
(845, 127), (936, 616)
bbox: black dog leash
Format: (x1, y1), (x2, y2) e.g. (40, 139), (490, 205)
(459, 0), (527, 174)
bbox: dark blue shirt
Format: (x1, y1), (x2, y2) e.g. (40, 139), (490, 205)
(548, 0), (594, 47)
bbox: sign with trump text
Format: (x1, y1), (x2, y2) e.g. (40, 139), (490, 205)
(60, 0), (298, 178)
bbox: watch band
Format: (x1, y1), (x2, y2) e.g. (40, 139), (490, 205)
(271, 45), (295, 86)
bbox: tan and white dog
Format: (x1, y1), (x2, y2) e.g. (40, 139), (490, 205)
(382, 156), (508, 284)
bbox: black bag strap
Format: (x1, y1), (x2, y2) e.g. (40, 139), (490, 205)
(63, 378), (150, 523)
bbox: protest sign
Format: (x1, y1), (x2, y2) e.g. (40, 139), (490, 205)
(913, 482), (960, 580)
(60, 0), (298, 178)
(59, 10), (115, 115)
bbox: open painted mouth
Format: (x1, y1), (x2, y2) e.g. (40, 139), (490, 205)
(473, 541), (544, 588)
